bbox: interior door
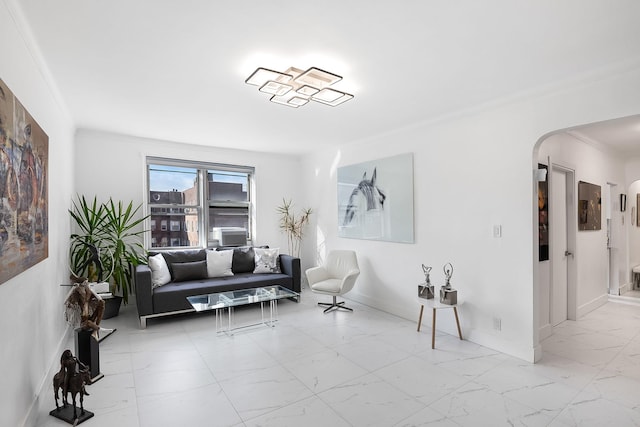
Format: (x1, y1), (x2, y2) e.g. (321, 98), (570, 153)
(551, 168), (569, 326)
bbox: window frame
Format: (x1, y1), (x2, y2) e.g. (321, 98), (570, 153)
(145, 157), (254, 250)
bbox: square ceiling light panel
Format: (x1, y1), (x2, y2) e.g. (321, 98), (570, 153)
(245, 68), (293, 87)
(259, 81), (293, 96)
(293, 67), (342, 89)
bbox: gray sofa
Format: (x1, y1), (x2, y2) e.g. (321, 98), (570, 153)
(134, 246), (301, 327)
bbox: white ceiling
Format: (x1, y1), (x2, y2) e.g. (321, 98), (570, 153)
(15, 0), (640, 155)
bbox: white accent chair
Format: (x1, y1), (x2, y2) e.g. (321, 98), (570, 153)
(306, 250), (360, 313)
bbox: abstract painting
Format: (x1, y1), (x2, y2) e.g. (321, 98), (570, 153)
(0, 78), (49, 285)
(338, 153), (414, 243)
(538, 164), (549, 261)
(577, 180), (601, 231)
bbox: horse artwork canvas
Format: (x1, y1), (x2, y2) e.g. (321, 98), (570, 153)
(337, 153), (414, 243)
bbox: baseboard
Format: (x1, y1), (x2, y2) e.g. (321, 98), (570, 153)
(539, 323), (552, 341)
(609, 294), (640, 306)
(533, 344), (543, 363)
(577, 293), (609, 318)
(349, 290), (538, 363)
(619, 282), (630, 294)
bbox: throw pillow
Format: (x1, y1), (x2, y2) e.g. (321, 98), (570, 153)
(171, 260), (208, 282)
(218, 246), (255, 273)
(206, 249), (234, 278)
(253, 247), (281, 274)
(148, 253), (171, 288)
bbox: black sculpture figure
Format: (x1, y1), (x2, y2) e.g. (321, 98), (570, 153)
(75, 241), (104, 282)
(52, 349), (92, 420)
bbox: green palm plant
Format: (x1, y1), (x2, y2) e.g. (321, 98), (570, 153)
(69, 195), (109, 282)
(102, 199), (148, 303)
(69, 195), (148, 304)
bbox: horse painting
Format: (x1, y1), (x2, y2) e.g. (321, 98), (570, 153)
(343, 168), (386, 226)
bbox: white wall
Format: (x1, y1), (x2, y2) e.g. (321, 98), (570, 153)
(0, 1), (75, 425)
(302, 64), (640, 362)
(537, 132), (625, 336)
(73, 129), (304, 255)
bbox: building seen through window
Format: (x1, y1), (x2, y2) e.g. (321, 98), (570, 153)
(147, 161), (252, 249)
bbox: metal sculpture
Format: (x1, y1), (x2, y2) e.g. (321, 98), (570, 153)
(52, 349), (93, 421)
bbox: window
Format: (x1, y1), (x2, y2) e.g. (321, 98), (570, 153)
(147, 158), (253, 249)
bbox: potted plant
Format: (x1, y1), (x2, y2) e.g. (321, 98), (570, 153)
(276, 198), (312, 258)
(69, 195), (148, 309)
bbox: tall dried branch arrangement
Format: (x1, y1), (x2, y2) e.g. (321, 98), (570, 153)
(276, 198), (312, 258)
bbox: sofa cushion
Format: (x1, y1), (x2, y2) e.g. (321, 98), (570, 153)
(206, 249), (234, 277)
(254, 247), (281, 273)
(148, 253), (171, 288)
(171, 260), (208, 282)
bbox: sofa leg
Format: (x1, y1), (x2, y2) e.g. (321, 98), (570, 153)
(140, 317), (147, 329)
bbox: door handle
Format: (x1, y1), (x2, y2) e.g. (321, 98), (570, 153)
(564, 250), (573, 257)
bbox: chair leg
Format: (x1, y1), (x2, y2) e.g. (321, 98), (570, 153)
(317, 296), (353, 313)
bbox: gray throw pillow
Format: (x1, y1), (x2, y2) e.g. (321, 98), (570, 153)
(171, 260), (208, 282)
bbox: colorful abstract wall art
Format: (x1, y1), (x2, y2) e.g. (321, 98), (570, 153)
(0, 78), (48, 284)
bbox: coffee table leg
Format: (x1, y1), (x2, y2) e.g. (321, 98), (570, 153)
(453, 307), (463, 340)
(417, 304), (425, 332)
(432, 308), (436, 349)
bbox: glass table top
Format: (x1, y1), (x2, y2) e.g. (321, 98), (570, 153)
(187, 285), (298, 312)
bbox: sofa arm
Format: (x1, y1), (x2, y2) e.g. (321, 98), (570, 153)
(134, 264), (153, 316)
(279, 254), (301, 293)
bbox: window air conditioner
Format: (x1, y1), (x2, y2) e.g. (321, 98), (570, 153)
(210, 227), (247, 247)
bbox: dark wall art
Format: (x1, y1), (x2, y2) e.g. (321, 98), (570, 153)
(577, 180), (601, 231)
(538, 164), (549, 261)
(0, 78), (49, 285)
(337, 153), (414, 243)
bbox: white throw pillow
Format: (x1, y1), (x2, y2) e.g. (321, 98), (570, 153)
(207, 249), (234, 277)
(253, 247), (281, 273)
(148, 253), (171, 288)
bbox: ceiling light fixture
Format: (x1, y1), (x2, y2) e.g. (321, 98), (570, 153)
(245, 66), (354, 108)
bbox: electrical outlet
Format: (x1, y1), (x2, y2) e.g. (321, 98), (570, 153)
(493, 317), (502, 331)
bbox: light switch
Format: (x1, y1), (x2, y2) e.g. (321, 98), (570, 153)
(493, 225), (502, 238)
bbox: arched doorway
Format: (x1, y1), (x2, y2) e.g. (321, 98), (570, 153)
(533, 115), (640, 347)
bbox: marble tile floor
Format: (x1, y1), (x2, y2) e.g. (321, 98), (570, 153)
(36, 291), (640, 426)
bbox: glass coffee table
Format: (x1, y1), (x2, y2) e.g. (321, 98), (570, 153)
(186, 285), (298, 334)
